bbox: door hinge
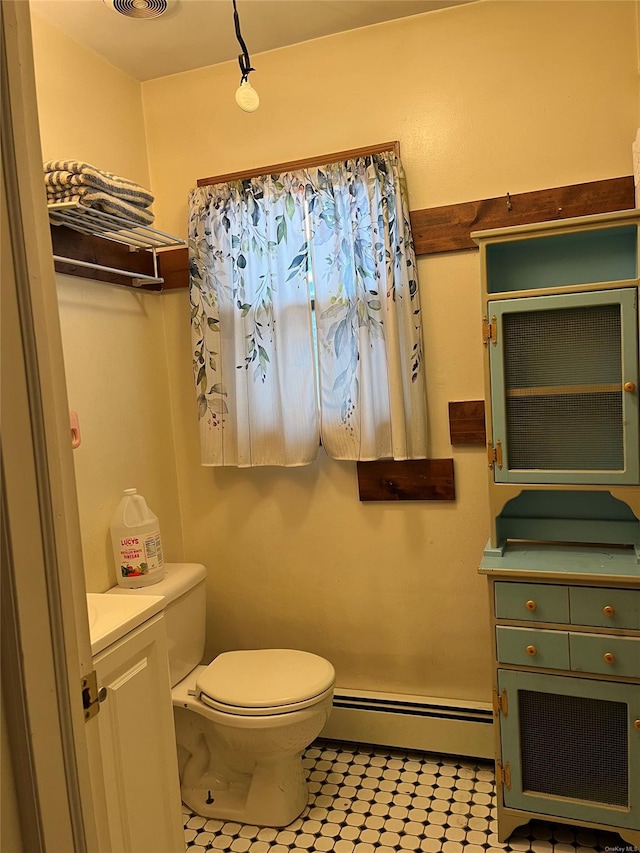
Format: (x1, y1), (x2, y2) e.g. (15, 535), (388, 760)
(496, 761), (512, 790)
(487, 440), (503, 470)
(492, 687), (508, 717)
(81, 671), (106, 722)
(482, 315), (497, 346)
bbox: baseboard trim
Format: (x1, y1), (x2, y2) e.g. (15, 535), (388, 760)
(320, 689), (494, 760)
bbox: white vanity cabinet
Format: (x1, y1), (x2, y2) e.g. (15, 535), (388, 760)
(90, 610), (185, 852)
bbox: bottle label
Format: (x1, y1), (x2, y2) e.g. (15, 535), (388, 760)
(118, 533), (163, 579)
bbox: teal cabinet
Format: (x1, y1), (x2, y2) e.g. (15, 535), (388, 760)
(488, 288), (639, 485)
(485, 571), (640, 847)
(497, 668), (640, 831)
(476, 212), (640, 849)
(473, 210), (640, 556)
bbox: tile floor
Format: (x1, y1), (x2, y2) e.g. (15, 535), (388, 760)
(183, 739), (631, 853)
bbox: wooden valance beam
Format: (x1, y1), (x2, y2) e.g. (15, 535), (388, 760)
(411, 176), (634, 254)
(197, 141), (401, 187)
(52, 175), (635, 290)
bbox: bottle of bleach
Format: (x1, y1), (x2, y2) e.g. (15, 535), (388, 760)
(110, 488), (165, 588)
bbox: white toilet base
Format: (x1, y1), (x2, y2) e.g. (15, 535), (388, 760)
(180, 752), (308, 827)
(173, 667), (332, 827)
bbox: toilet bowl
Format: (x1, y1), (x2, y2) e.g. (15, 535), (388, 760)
(108, 563), (335, 827)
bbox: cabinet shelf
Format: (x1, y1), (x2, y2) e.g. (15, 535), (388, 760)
(506, 383), (622, 398)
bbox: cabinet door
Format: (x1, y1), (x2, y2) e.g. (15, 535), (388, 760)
(497, 669), (640, 830)
(93, 616), (184, 853)
(488, 288), (639, 484)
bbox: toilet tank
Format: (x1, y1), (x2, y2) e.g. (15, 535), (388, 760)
(107, 562), (207, 686)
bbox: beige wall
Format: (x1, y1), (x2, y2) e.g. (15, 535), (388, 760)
(145, 0), (638, 702)
(30, 13), (150, 186)
(29, 1), (639, 700)
(30, 13), (183, 591)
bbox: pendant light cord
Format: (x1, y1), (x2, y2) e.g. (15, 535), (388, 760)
(232, 0), (255, 83)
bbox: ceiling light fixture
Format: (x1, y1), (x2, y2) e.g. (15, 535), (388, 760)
(104, 0), (168, 20)
(232, 0), (259, 113)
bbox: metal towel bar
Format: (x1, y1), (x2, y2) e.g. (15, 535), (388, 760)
(53, 255), (163, 287)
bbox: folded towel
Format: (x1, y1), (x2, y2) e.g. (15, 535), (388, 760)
(44, 160), (154, 208)
(47, 187), (155, 226)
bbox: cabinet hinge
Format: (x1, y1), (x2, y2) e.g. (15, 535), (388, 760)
(81, 671), (106, 722)
(496, 761), (512, 790)
(482, 315), (497, 347)
(487, 440), (503, 471)
(492, 687), (508, 717)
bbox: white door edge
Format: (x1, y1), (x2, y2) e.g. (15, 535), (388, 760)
(1, 1), (104, 849)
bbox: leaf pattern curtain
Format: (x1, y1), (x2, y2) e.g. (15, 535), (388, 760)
(188, 150), (428, 467)
(189, 177), (319, 467)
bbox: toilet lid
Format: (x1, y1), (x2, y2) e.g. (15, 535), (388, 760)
(196, 649), (335, 710)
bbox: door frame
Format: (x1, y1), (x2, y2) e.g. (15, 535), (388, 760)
(1, 1), (104, 849)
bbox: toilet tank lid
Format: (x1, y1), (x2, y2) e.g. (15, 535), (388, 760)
(108, 562), (206, 603)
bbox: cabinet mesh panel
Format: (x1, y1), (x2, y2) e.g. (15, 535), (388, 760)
(503, 304), (623, 471)
(518, 690), (628, 806)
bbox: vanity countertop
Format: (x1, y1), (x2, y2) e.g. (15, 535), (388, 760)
(87, 592), (165, 656)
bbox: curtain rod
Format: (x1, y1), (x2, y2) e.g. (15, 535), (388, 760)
(196, 141), (400, 187)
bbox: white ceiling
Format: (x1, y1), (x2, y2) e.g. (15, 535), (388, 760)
(29, 0), (476, 82)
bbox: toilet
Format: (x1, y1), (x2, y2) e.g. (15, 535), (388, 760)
(108, 563), (335, 827)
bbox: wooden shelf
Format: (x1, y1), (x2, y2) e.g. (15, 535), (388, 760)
(356, 458), (455, 501)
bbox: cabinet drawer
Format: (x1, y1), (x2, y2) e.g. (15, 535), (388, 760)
(569, 633), (640, 678)
(496, 626), (570, 669)
(495, 582), (570, 623)
(569, 587), (640, 630)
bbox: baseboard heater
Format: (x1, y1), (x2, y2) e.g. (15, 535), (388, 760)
(320, 689), (494, 760)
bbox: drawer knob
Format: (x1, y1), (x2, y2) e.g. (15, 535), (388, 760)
(603, 652), (616, 665)
(525, 600), (537, 612)
(603, 605), (616, 617)
(526, 645), (537, 656)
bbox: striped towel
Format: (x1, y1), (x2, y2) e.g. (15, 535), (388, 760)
(47, 187), (155, 226)
(44, 160), (154, 209)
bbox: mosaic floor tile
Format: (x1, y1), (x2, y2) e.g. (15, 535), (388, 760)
(183, 740), (632, 852)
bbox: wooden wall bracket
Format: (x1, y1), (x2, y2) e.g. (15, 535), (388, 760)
(448, 401), (486, 446)
(357, 458), (455, 501)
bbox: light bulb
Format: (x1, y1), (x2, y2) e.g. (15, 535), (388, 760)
(235, 81), (259, 113)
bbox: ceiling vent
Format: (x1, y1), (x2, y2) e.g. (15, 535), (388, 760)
(104, 0), (168, 19)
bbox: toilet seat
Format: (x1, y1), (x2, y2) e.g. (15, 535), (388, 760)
(196, 649), (335, 717)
